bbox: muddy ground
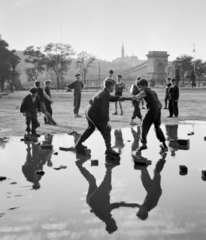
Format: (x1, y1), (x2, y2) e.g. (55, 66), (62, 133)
(0, 88), (206, 137)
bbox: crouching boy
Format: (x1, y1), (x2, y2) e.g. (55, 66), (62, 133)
(20, 87), (41, 137)
(75, 77), (124, 156)
(133, 79), (167, 151)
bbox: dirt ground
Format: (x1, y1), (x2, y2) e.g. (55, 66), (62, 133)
(0, 88), (206, 137)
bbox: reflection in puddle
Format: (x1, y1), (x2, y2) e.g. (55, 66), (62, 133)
(1, 124), (206, 239)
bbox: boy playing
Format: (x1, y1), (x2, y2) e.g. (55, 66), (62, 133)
(132, 79), (167, 151)
(164, 77), (172, 109)
(113, 75), (125, 115)
(75, 77), (124, 156)
(20, 87), (41, 137)
(67, 73), (84, 118)
(130, 76), (142, 125)
(168, 78), (179, 117)
(44, 80), (53, 124)
(34, 81), (56, 125)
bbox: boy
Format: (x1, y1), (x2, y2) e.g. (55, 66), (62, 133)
(164, 78), (172, 109)
(113, 75), (125, 115)
(67, 73), (84, 118)
(168, 78), (179, 117)
(20, 87), (41, 137)
(75, 77), (124, 156)
(132, 79), (167, 151)
(130, 76), (142, 125)
(44, 80), (53, 124)
(34, 81), (56, 125)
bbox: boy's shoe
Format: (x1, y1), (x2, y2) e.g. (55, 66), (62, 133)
(164, 107), (168, 109)
(105, 147), (120, 156)
(75, 142), (88, 150)
(77, 115), (82, 118)
(32, 132), (40, 137)
(130, 119), (137, 125)
(136, 144), (148, 152)
(112, 112), (117, 115)
(160, 142), (168, 151)
(141, 106), (146, 109)
(120, 111), (123, 115)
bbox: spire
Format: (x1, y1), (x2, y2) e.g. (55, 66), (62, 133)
(121, 42), (125, 58)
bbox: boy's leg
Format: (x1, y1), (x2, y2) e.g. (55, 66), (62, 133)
(25, 111), (32, 134)
(140, 110), (155, 145)
(119, 101), (123, 115)
(174, 100), (178, 117)
(153, 110), (167, 146)
(77, 95), (81, 116)
(41, 102), (56, 124)
(164, 94), (168, 109)
(113, 102), (117, 115)
(31, 113), (40, 134)
(168, 99), (173, 117)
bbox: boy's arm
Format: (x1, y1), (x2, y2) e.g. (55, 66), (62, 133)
(67, 81), (75, 89)
(20, 98), (26, 113)
(109, 95), (120, 102)
(176, 87), (179, 100)
(133, 91), (146, 100)
(43, 90), (52, 102)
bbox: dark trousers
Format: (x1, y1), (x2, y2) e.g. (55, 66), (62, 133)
(74, 94), (81, 114)
(44, 103), (52, 123)
(25, 111), (40, 133)
(132, 101), (142, 120)
(169, 99), (178, 117)
(78, 106), (111, 148)
(141, 108), (166, 144)
(164, 94), (169, 108)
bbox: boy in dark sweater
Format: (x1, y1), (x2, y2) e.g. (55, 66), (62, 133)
(20, 87), (41, 136)
(44, 80), (53, 124)
(130, 76), (142, 125)
(132, 79), (167, 151)
(67, 73), (84, 118)
(75, 77), (125, 156)
(113, 75), (125, 115)
(164, 78), (172, 109)
(168, 78), (179, 117)
(34, 81), (56, 125)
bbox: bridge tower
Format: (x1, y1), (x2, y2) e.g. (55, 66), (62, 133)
(146, 51), (169, 84)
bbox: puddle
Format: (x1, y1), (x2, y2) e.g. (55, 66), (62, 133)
(0, 124), (206, 239)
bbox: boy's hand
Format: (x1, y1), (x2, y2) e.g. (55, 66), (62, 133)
(119, 97), (126, 101)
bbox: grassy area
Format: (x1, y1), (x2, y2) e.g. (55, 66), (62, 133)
(0, 88), (206, 137)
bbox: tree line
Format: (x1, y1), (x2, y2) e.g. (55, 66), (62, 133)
(0, 37), (96, 91)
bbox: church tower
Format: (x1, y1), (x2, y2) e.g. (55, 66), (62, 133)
(121, 43), (125, 58)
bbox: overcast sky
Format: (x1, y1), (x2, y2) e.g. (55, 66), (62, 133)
(0, 0), (206, 61)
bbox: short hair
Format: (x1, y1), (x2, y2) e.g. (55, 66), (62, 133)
(136, 76), (141, 81)
(137, 79), (148, 87)
(109, 70), (114, 75)
(104, 77), (116, 88)
(29, 87), (38, 94)
(172, 78), (176, 82)
(44, 80), (51, 85)
(166, 77), (171, 81)
(34, 81), (40, 87)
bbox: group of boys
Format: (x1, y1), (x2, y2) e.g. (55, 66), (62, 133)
(20, 72), (170, 158)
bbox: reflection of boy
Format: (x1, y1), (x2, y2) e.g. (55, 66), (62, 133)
(67, 74), (84, 118)
(75, 155), (119, 234)
(20, 87), (41, 136)
(75, 77), (124, 156)
(113, 129), (125, 154)
(133, 79), (167, 151)
(137, 153), (166, 220)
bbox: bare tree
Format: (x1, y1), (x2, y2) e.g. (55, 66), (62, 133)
(76, 51), (96, 84)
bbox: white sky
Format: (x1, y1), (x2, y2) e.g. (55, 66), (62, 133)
(0, 0), (206, 61)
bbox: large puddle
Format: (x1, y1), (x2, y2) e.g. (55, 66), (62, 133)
(0, 124), (206, 239)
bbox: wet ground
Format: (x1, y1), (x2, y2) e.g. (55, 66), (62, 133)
(1, 123), (206, 240)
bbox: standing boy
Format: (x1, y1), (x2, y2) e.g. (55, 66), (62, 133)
(67, 73), (84, 118)
(34, 81), (56, 125)
(168, 78), (179, 117)
(44, 80), (53, 124)
(130, 76), (142, 125)
(113, 75), (125, 115)
(75, 77), (125, 156)
(133, 79), (167, 151)
(164, 78), (172, 109)
(20, 87), (41, 137)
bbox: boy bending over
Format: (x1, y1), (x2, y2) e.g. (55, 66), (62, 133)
(75, 77), (125, 156)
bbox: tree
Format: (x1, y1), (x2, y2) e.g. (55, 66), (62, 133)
(44, 43), (75, 90)
(76, 51), (96, 84)
(10, 50), (21, 72)
(194, 59), (206, 86)
(172, 55), (193, 86)
(0, 39), (11, 91)
(23, 46), (45, 81)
